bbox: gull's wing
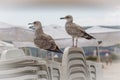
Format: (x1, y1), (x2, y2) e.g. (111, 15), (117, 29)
(45, 34), (63, 53)
(34, 33), (62, 53)
(71, 23), (95, 39)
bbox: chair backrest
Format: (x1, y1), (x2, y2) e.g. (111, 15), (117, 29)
(61, 47), (90, 80)
(87, 61), (103, 80)
(1, 48), (25, 60)
(48, 60), (61, 80)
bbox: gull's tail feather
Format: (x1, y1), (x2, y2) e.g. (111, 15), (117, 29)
(46, 46), (63, 53)
(55, 46), (63, 53)
(83, 32), (96, 40)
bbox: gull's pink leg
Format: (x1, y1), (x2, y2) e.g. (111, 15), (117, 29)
(75, 37), (78, 47)
(72, 36), (74, 47)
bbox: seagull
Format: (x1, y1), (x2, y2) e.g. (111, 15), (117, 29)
(28, 21), (62, 53)
(60, 15), (95, 47)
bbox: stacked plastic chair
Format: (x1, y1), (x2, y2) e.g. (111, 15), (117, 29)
(87, 61), (103, 80)
(0, 48), (49, 80)
(48, 61), (61, 80)
(61, 47), (91, 80)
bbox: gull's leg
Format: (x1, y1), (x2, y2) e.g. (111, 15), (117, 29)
(46, 51), (48, 60)
(46, 51), (49, 62)
(72, 36), (74, 47)
(75, 37), (78, 47)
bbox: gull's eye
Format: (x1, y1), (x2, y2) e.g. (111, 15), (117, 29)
(66, 16), (69, 18)
(34, 22), (37, 24)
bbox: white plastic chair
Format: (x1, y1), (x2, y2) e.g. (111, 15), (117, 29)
(61, 47), (90, 80)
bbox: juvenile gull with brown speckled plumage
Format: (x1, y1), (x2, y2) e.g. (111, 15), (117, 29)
(28, 21), (62, 53)
(60, 15), (95, 47)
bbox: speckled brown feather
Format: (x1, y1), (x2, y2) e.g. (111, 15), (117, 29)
(65, 22), (95, 39)
(34, 26), (62, 53)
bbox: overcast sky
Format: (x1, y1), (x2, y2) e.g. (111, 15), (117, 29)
(0, 1), (120, 27)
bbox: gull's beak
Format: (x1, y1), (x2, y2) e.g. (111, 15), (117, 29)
(28, 23), (34, 29)
(29, 26), (34, 29)
(60, 17), (65, 19)
(28, 23), (33, 25)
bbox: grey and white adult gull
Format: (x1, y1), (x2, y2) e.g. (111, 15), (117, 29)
(60, 15), (95, 47)
(28, 21), (62, 53)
